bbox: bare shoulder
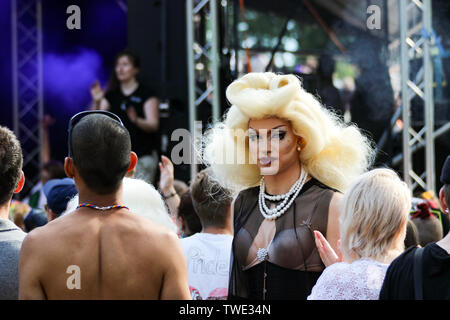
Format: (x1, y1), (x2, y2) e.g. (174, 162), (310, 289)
(326, 191), (342, 250)
(129, 214), (184, 270)
(327, 191), (342, 229)
(20, 214), (73, 254)
(19, 223), (50, 264)
(141, 216), (180, 250)
(121, 211), (180, 248)
(330, 191), (344, 209)
(22, 219), (56, 247)
(328, 192), (343, 216)
(125, 211), (174, 235)
(21, 227), (41, 254)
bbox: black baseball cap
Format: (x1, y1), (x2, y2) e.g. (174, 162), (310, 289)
(43, 178), (78, 216)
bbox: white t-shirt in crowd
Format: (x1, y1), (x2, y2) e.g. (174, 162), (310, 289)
(180, 232), (233, 300)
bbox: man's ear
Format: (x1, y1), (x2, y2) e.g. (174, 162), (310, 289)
(439, 187), (448, 212)
(14, 171), (25, 194)
(127, 152), (138, 174)
(64, 157), (76, 178)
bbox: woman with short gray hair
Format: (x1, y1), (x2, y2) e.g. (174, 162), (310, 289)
(308, 168), (411, 300)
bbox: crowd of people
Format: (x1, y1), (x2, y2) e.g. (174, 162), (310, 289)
(1, 71), (449, 300)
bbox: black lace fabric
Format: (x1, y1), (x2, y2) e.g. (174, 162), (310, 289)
(228, 178), (337, 300)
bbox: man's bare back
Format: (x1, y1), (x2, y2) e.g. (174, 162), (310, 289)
(19, 208), (191, 300)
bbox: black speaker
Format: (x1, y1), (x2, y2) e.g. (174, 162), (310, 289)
(128, 0), (191, 184)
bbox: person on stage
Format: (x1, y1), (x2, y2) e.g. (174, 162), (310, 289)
(202, 72), (374, 300)
(90, 50), (160, 185)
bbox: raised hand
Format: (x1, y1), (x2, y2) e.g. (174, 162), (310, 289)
(314, 230), (343, 267)
(41, 114), (55, 129)
(158, 155), (175, 195)
(90, 80), (104, 103)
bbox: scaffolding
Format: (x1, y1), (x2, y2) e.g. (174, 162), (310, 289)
(396, 0), (448, 194)
(11, 0), (44, 194)
(186, 0), (221, 180)
(9, 0), (447, 192)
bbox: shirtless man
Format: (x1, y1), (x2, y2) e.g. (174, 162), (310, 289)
(19, 112), (191, 299)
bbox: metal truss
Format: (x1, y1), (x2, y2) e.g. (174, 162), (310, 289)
(11, 0), (43, 194)
(186, 0), (221, 180)
(395, 0), (438, 193)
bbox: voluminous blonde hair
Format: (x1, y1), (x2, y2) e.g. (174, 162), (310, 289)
(339, 168), (411, 262)
(202, 72), (374, 192)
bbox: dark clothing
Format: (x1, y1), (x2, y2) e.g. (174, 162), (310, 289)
(243, 261), (322, 300)
(434, 210), (450, 237)
(379, 243), (450, 300)
(350, 71), (394, 166)
(319, 84), (345, 117)
(105, 84), (160, 157)
(443, 212), (450, 236)
(228, 178), (337, 300)
(404, 219), (420, 249)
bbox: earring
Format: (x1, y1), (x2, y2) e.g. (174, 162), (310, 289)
(297, 145), (301, 152)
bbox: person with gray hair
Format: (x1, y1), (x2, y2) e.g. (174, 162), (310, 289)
(180, 168), (234, 300)
(309, 168), (411, 300)
(380, 155), (450, 300)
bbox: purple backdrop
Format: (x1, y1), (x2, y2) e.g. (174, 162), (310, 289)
(0, 0), (127, 164)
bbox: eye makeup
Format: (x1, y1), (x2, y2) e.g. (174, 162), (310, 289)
(248, 127), (287, 142)
(248, 129), (259, 141)
(271, 130), (287, 140)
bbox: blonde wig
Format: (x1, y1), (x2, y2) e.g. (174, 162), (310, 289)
(339, 168), (411, 262)
(202, 72), (375, 192)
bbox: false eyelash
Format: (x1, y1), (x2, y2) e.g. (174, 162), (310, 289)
(272, 131), (287, 140)
(248, 131), (286, 140)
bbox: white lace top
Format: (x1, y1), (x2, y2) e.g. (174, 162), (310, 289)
(307, 258), (389, 300)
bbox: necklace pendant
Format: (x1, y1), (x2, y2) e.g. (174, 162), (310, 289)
(257, 248), (269, 261)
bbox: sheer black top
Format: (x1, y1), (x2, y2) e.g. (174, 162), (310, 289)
(229, 178), (337, 300)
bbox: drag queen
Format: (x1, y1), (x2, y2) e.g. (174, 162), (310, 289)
(202, 72), (374, 299)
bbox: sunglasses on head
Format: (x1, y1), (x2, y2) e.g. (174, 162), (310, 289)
(67, 110), (124, 158)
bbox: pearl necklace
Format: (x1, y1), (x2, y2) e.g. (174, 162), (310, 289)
(258, 168), (308, 220)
